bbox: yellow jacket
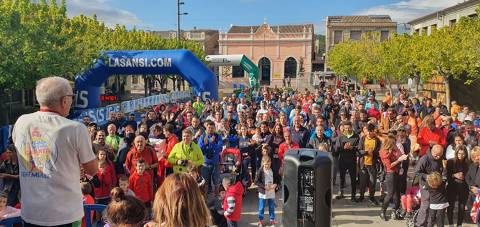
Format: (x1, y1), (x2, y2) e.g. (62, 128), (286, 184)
(167, 141), (204, 173)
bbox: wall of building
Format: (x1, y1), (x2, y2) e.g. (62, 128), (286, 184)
(218, 24), (313, 87)
(410, 2), (479, 35)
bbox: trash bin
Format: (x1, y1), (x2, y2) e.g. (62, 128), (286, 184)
(283, 149), (332, 227)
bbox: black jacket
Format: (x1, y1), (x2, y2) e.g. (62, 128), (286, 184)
(446, 159), (469, 185)
(357, 136), (381, 168)
(334, 133), (360, 163)
(255, 167), (281, 194)
(414, 150), (444, 187)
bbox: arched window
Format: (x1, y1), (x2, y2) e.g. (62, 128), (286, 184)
(284, 57), (297, 79)
(258, 57), (271, 85)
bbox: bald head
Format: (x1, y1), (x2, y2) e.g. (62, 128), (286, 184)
(134, 135), (146, 151)
(36, 77), (72, 108)
(431, 145), (444, 160)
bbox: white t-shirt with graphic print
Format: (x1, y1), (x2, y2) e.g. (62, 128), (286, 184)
(13, 111), (96, 226)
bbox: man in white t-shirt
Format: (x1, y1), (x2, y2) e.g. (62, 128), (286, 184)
(12, 77), (98, 227)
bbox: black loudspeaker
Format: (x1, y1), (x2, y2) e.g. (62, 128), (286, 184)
(283, 149), (332, 227)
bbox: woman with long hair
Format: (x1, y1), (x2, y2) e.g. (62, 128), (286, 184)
(149, 173), (211, 227)
(266, 123), (285, 176)
(446, 145), (470, 226)
(379, 135), (408, 221)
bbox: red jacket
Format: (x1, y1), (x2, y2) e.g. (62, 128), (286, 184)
(380, 149), (400, 173)
(129, 172), (153, 203)
(94, 163), (115, 199)
(125, 146), (157, 177)
(417, 127), (446, 156)
(367, 108), (381, 120)
(223, 182), (244, 221)
(278, 142), (300, 163)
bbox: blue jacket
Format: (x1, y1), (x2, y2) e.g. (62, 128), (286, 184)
(198, 133), (224, 165)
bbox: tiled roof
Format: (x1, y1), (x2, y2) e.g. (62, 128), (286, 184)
(329, 15), (392, 23)
(228, 24), (314, 34)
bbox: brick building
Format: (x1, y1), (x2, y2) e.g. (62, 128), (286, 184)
(218, 23), (315, 88)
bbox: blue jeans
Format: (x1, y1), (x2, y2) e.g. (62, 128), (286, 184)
(258, 198), (275, 221)
(201, 163), (220, 193)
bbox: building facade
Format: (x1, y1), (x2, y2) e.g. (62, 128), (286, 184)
(151, 29), (219, 55)
(408, 0), (479, 35)
(325, 15), (397, 71)
(218, 23), (314, 88)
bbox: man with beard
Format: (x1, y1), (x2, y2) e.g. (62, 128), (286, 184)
(380, 108), (397, 136)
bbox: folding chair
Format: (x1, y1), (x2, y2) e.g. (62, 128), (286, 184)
(0, 216), (22, 227)
(84, 204), (107, 227)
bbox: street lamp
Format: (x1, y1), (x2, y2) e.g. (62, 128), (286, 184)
(177, 0), (188, 40)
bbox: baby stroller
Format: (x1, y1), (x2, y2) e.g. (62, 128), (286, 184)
(220, 148), (252, 190)
(404, 186), (421, 227)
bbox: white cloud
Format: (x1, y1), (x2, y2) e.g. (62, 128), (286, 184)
(65, 0), (143, 28)
(356, 0), (466, 23)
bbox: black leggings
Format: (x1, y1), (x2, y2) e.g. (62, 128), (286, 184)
(447, 181), (468, 226)
(382, 172), (400, 211)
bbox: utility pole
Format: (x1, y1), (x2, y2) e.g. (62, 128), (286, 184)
(177, 0), (188, 41)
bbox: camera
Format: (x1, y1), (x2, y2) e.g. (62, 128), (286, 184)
(179, 160), (188, 166)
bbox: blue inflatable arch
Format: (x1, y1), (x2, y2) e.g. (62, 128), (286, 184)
(74, 49), (218, 109)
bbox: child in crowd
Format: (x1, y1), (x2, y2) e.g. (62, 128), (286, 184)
(0, 192), (20, 221)
(118, 176), (135, 197)
(187, 165), (206, 198)
(255, 157), (280, 227)
(105, 189), (146, 227)
(97, 149), (117, 185)
(426, 172), (448, 227)
(93, 160), (114, 205)
(222, 176), (244, 227)
(400, 184), (420, 218)
(129, 159), (153, 207)
(81, 182), (94, 227)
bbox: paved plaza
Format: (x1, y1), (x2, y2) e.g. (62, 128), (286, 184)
(238, 187), (477, 227)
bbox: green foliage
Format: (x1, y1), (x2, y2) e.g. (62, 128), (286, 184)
(327, 13), (480, 86)
(0, 0), (206, 90)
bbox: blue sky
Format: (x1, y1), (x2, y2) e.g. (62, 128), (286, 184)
(65, 0), (465, 34)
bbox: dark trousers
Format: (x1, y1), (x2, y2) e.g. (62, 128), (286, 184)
(227, 220), (238, 227)
(447, 181), (468, 226)
(339, 160), (356, 197)
(416, 189), (430, 227)
(428, 208), (445, 227)
(398, 164), (408, 195)
(24, 222), (74, 227)
(381, 172), (400, 211)
(359, 165), (377, 198)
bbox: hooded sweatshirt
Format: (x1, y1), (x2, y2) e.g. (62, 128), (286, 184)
(223, 181), (244, 222)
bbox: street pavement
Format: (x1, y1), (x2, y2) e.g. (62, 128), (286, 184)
(238, 186), (477, 227)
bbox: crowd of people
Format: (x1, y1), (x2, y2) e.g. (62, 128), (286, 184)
(7, 76), (480, 227)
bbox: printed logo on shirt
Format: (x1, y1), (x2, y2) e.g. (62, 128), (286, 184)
(18, 127), (57, 179)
